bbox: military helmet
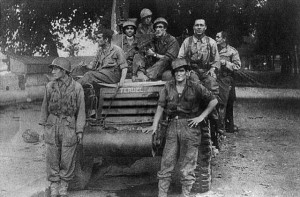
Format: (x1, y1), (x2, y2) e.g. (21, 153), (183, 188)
(49, 57), (71, 73)
(153, 17), (168, 28)
(171, 58), (189, 70)
(140, 8), (152, 19)
(122, 21), (137, 31)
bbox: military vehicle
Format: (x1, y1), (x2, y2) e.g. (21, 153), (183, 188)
(69, 79), (213, 193)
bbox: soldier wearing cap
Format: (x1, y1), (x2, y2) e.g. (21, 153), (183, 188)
(143, 58), (218, 197)
(216, 31), (241, 133)
(136, 8), (155, 35)
(132, 17), (179, 81)
(39, 57), (86, 197)
(113, 20), (138, 76)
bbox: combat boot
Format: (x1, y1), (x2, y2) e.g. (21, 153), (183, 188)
(181, 185), (193, 197)
(49, 182), (59, 197)
(158, 179), (171, 197)
(59, 180), (69, 197)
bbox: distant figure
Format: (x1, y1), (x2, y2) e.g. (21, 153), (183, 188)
(216, 31), (241, 133)
(39, 57), (85, 197)
(136, 8), (155, 35)
(113, 20), (138, 77)
(132, 17), (179, 81)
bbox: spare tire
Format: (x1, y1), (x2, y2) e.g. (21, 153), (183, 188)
(192, 121), (212, 193)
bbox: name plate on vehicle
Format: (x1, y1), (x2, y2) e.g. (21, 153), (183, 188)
(119, 87), (144, 93)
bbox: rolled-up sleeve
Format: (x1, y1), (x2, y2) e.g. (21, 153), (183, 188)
(116, 48), (128, 69)
(157, 86), (167, 107)
(164, 37), (180, 61)
(178, 38), (189, 58)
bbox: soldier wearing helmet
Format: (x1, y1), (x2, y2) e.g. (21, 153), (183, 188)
(113, 20), (138, 77)
(39, 57), (86, 197)
(143, 58), (218, 197)
(132, 17), (179, 81)
(136, 8), (155, 35)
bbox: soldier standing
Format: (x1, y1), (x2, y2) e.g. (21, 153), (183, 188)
(178, 19), (220, 94)
(132, 17), (179, 81)
(178, 19), (222, 149)
(216, 31), (241, 133)
(143, 58), (218, 197)
(39, 57), (86, 197)
(136, 8), (155, 35)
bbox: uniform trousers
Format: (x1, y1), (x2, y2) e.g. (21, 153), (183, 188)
(158, 118), (201, 197)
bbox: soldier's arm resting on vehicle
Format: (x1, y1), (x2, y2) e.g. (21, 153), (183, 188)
(188, 98), (218, 128)
(76, 84), (86, 144)
(142, 105), (164, 134)
(117, 48), (128, 87)
(119, 67), (128, 86)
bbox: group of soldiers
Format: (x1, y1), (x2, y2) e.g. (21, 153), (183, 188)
(39, 8), (241, 197)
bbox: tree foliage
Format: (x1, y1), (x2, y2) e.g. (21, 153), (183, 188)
(0, 0), (299, 69)
(0, 0), (112, 56)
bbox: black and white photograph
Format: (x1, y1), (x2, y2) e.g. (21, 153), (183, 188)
(0, 0), (299, 196)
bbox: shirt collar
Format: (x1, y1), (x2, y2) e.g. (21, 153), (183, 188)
(192, 34), (206, 43)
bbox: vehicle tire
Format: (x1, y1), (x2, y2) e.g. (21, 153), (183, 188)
(192, 121), (212, 193)
(69, 145), (94, 190)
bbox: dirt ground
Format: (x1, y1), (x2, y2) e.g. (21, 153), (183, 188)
(210, 98), (300, 197)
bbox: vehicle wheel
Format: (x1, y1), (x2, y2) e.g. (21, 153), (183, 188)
(192, 121), (212, 193)
(69, 145), (94, 190)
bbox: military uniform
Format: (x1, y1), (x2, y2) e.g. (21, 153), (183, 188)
(178, 35), (220, 94)
(39, 76), (85, 190)
(77, 44), (128, 85)
(132, 33), (179, 80)
(157, 79), (215, 197)
(136, 22), (155, 35)
(113, 35), (139, 76)
(218, 44), (241, 132)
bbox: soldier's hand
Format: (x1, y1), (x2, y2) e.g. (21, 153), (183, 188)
(142, 126), (157, 135)
(220, 59), (226, 66)
(146, 48), (155, 56)
(188, 116), (205, 128)
(77, 133), (83, 144)
(206, 68), (217, 78)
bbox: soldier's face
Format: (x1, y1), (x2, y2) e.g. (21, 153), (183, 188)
(193, 19), (207, 35)
(174, 67), (187, 82)
(52, 66), (66, 80)
(143, 16), (152, 25)
(216, 32), (225, 45)
(125, 26), (135, 37)
(96, 33), (108, 46)
(154, 23), (166, 37)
